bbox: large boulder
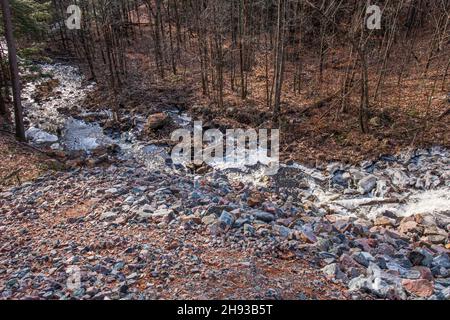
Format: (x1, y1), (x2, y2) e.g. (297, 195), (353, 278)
(145, 112), (170, 131)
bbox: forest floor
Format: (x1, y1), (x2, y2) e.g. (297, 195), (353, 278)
(0, 125), (62, 188)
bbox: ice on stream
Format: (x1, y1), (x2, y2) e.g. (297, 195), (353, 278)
(61, 118), (114, 151)
(401, 189), (450, 217)
(22, 63), (95, 133)
(25, 127), (58, 144)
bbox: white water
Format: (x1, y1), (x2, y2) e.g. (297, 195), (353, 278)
(401, 189), (450, 217)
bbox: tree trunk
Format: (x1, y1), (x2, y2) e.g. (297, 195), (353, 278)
(1, 0), (25, 140)
(272, 0), (286, 124)
(0, 52), (6, 115)
(0, 88), (6, 116)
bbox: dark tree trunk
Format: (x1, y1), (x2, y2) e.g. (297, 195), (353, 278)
(1, 0), (25, 140)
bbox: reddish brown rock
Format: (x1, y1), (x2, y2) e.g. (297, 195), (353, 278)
(247, 194), (263, 208)
(145, 112), (170, 131)
(402, 279), (434, 298)
(374, 216), (396, 227)
(399, 220), (423, 235)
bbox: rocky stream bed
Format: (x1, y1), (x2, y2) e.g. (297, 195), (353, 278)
(0, 62), (449, 300)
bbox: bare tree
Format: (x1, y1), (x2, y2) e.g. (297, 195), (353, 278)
(1, 0), (25, 140)
(272, 0), (286, 124)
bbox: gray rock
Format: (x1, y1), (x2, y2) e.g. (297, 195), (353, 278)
(433, 254), (450, 269)
(153, 208), (174, 218)
(348, 276), (372, 292)
(316, 238), (333, 252)
(243, 224), (255, 236)
(234, 218), (249, 228)
(137, 211), (153, 220)
(100, 211), (118, 221)
(351, 264), (407, 299)
(441, 287), (450, 300)
(206, 205), (231, 217)
(371, 277), (406, 300)
(416, 248), (434, 267)
(254, 211), (275, 223)
(358, 175), (378, 194)
(119, 284), (129, 294)
(402, 269), (422, 280)
(124, 196), (135, 204)
(408, 250), (426, 266)
(322, 263), (348, 282)
(105, 188), (119, 195)
(352, 252), (375, 267)
(438, 267), (449, 278)
(219, 211), (235, 227)
(137, 204), (154, 219)
(273, 225), (291, 238)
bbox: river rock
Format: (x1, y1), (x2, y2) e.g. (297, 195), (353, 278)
(432, 254), (450, 269)
(358, 175), (378, 194)
(100, 211), (118, 221)
(402, 279), (434, 298)
(352, 252), (375, 268)
(253, 211), (275, 223)
(218, 211), (235, 228)
(4, 73), (450, 301)
(322, 263), (348, 282)
(399, 220), (423, 235)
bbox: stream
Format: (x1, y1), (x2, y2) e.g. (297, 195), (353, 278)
(21, 62), (450, 221)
